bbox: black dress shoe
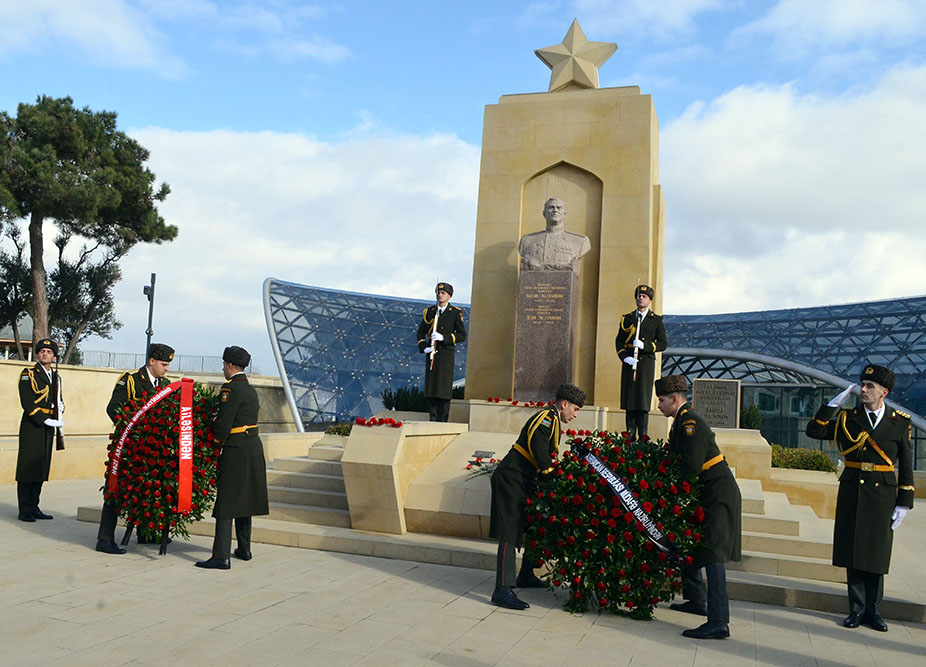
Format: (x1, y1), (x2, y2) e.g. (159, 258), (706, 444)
(670, 600), (708, 616)
(195, 557), (231, 570)
(515, 571), (545, 588)
(233, 548), (252, 561)
(18, 513), (36, 522)
(843, 613), (861, 628)
(682, 621), (730, 639)
(863, 615), (888, 632)
(32, 510), (53, 520)
(96, 539), (127, 555)
(491, 586), (529, 610)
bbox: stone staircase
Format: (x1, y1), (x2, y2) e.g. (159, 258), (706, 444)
(266, 444), (351, 528)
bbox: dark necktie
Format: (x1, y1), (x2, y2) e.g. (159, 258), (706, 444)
(868, 411), (876, 426)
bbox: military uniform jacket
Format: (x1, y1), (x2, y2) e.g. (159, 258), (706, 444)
(17, 364), (61, 482)
(106, 367), (168, 423)
(616, 310), (667, 411)
(490, 407), (561, 547)
(416, 304), (466, 400)
(211, 374), (269, 520)
(668, 402), (742, 568)
(806, 404), (914, 573)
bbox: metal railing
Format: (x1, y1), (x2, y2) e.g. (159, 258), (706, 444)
(81, 351), (224, 374)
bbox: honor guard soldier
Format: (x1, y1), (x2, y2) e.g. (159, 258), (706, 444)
(96, 342), (174, 554)
(16, 338), (65, 522)
(616, 284), (667, 439)
(417, 281), (466, 422)
(806, 364), (914, 633)
(196, 346), (270, 569)
(656, 375), (741, 640)
(489, 383), (586, 610)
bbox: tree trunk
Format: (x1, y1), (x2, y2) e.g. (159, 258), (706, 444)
(28, 211), (49, 340)
(12, 320), (25, 359)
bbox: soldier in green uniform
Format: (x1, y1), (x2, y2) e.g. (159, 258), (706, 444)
(95, 342), (174, 554)
(805, 364), (914, 632)
(416, 281), (466, 422)
(489, 383), (586, 610)
(196, 346), (270, 570)
(656, 375), (741, 640)
(616, 284), (667, 439)
(16, 338), (64, 522)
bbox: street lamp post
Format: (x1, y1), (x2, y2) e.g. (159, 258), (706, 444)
(143, 273), (156, 357)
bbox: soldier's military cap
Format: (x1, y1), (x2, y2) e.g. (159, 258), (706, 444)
(147, 343), (175, 362)
(860, 364), (895, 391)
(635, 284), (655, 299)
(34, 338), (59, 356)
(223, 345), (251, 368)
(435, 282), (453, 296)
(654, 374), (689, 396)
(555, 383), (587, 407)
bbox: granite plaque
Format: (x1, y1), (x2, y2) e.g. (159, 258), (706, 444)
(692, 378), (741, 429)
(513, 270), (579, 402)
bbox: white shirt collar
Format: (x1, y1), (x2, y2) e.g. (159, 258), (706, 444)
(867, 404), (885, 427)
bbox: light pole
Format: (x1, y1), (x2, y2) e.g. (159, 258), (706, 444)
(143, 273), (156, 357)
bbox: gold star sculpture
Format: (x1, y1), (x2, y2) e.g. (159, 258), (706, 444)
(535, 19), (617, 93)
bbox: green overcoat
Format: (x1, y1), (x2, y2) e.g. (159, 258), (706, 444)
(212, 373), (270, 520)
(616, 310), (667, 411)
(668, 402), (742, 568)
(806, 404), (914, 573)
(16, 364), (59, 482)
(416, 304), (466, 400)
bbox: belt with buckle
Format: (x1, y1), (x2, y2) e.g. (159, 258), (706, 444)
(843, 460), (893, 472)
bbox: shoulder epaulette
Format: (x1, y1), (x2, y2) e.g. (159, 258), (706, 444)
(895, 409), (911, 419)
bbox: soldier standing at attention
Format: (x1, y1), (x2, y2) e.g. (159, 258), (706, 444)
(417, 281), (466, 422)
(16, 338), (65, 522)
(196, 346), (270, 569)
(806, 365), (914, 632)
(616, 284), (667, 439)
(96, 342), (174, 554)
(657, 375), (741, 640)
(489, 383), (586, 610)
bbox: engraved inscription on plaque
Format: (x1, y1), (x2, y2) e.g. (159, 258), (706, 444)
(692, 379), (741, 429)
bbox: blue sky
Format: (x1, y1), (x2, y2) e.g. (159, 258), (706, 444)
(2, 1), (926, 375)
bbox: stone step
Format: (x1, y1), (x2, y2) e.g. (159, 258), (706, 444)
(73, 507), (924, 622)
(272, 456), (342, 476)
(742, 531), (831, 560)
(267, 485), (348, 510)
(737, 477), (765, 515)
(266, 469), (345, 493)
(729, 550), (843, 583)
(741, 512), (801, 536)
(267, 501), (351, 528)
(307, 445), (344, 462)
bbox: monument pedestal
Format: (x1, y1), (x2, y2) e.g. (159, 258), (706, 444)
(513, 270), (579, 401)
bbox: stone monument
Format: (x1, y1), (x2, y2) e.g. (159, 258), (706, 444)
(465, 20), (665, 407)
(514, 198), (590, 400)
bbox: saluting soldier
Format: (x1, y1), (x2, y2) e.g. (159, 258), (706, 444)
(16, 338), (65, 522)
(96, 342), (174, 554)
(806, 364), (914, 633)
(196, 346), (269, 570)
(657, 375), (741, 640)
(489, 383), (586, 610)
(616, 284), (667, 439)
(416, 281), (466, 422)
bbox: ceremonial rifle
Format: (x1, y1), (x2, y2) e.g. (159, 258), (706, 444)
(53, 357), (65, 451)
(632, 311), (641, 382)
(429, 291), (440, 371)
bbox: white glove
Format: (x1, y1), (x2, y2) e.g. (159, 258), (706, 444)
(891, 506), (909, 531)
(44, 419), (65, 428)
(430, 331), (444, 342)
(423, 346), (433, 354)
(633, 339), (645, 350)
(623, 356), (637, 368)
(827, 383), (857, 407)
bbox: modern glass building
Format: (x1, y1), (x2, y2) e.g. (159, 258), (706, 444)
(264, 279), (925, 466)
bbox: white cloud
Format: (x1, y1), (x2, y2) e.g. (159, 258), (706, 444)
(81, 126), (480, 372)
(574, 0), (730, 40)
(661, 63), (926, 313)
(0, 0), (189, 78)
(734, 0), (926, 58)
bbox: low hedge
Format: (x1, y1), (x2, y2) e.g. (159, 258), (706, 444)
(770, 443), (837, 472)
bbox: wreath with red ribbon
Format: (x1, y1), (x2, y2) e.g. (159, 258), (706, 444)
(104, 380), (221, 545)
(524, 431), (703, 620)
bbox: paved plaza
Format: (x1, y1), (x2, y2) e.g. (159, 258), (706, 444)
(1, 479), (925, 666)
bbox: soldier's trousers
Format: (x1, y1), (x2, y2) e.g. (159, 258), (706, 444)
(682, 562), (729, 623)
(847, 568), (883, 617)
(213, 517), (252, 559)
